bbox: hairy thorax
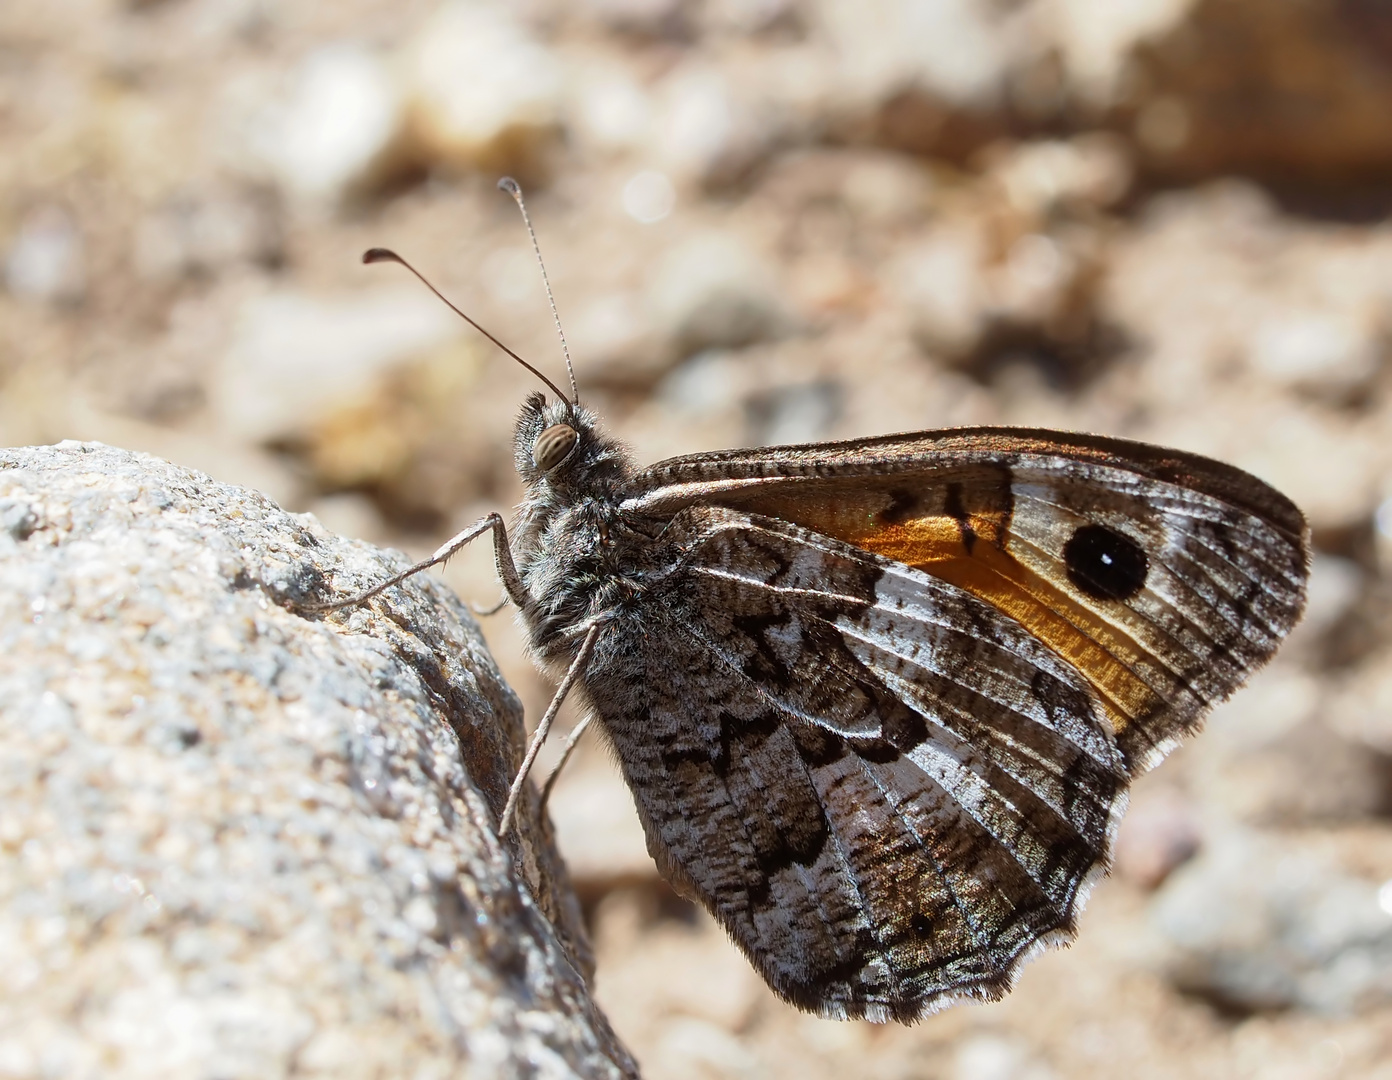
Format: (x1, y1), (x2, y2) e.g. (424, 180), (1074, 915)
(516, 491), (661, 668)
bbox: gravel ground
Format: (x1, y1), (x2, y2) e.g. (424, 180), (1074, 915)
(3, 1), (1392, 1076)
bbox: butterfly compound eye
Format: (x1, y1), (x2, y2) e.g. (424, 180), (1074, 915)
(532, 423), (580, 472)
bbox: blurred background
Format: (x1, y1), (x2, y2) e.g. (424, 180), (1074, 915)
(4, 0), (1392, 1076)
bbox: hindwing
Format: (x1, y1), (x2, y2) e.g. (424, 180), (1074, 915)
(584, 506), (1133, 1019)
(583, 428), (1309, 1019)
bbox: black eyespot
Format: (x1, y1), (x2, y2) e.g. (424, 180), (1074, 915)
(1063, 523), (1148, 601)
(532, 423), (579, 471)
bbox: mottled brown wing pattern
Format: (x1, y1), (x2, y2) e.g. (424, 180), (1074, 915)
(581, 506), (1131, 1020)
(587, 430), (1309, 1019)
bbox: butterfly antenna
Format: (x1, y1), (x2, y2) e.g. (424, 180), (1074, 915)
(498, 177), (580, 407)
(361, 248), (572, 406)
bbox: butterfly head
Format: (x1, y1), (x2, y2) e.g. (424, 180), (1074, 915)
(514, 391), (631, 496)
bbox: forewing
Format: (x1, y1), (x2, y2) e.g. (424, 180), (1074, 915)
(622, 428), (1310, 770)
(583, 506), (1129, 1021)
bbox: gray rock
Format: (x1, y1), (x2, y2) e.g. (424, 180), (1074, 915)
(0, 442), (636, 1079)
(1151, 829), (1392, 1015)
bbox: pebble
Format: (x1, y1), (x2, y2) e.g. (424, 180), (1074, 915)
(892, 221), (990, 363)
(1044, 0), (1192, 106)
(567, 290), (663, 383)
(986, 135), (1133, 216)
(571, 63), (653, 153)
(547, 765), (657, 894)
(1219, 721), (1392, 825)
(1152, 829), (1392, 1014)
(646, 231), (791, 361)
(4, 205), (85, 305)
(247, 44), (404, 206)
(621, 169), (677, 224)
(650, 62), (770, 187)
(215, 288), (459, 444)
(1105, 0), (1392, 178)
(818, 0), (1012, 112)
(1330, 651), (1392, 757)
(133, 186), (282, 282)
(577, 0), (689, 38)
(743, 380), (842, 446)
(952, 1033), (1055, 1080)
(1112, 788), (1202, 890)
(655, 348), (750, 417)
(405, 3), (563, 177)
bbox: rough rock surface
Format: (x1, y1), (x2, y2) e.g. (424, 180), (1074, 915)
(0, 442), (636, 1080)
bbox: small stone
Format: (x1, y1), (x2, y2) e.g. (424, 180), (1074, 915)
(215, 288), (459, 444)
(650, 62), (775, 187)
(817, 0), (1014, 158)
(892, 221), (989, 363)
(1330, 649), (1392, 757)
(1220, 721), (1392, 825)
(133, 186), (282, 282)
(1112, 788), (1201, 890)
(578, 0), (689, 37)
(1045, 0), (1192, 106)
(952, 1034), (1055, 1080)
(621, 170), (677, 225)
(1152, 830), (1392, 1014)
(743, 380), (842, 446)
(568, 291), (663, 383)
(819, 0), (1011, 108)
(247, 43), (405, 206)
(700, 0), (800, 36)
(1095, 0), (1392, 180)
(548, 765), (660, 896)
(571, 64), (653, 153)
(652, 1017), (761, 1080)
(1249, 309), (1383, 400)
(646, 231), (791, 361)
(986, 135), (1133, 216)
(4, 205), (85, 305)
(404, 3), (563, 178)
(839, 153), (936, 227)
(655, 349), (750, 418)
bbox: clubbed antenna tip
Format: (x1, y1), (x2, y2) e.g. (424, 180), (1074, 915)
(359, 246), (571, 406)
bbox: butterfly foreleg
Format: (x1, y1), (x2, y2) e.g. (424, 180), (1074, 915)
(537, 712), (597, 814)
(303, 512), (533, 614)
(498, 619), (605, 838)
(470, 592), (512, 617)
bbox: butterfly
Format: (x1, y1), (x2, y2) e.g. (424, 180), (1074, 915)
(314, 199), (1310, 1023)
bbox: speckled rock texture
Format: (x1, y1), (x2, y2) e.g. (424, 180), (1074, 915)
(0, 441), (637, 1080)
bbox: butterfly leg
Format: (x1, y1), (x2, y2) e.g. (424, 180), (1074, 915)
(303, 512), (532, 613)
(498, 621), (603, 839)
(537, 712), (596, 814)
(470, 592), (511, 616)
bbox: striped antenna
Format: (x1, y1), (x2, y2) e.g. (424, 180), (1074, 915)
(498, 177), (580, 406)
